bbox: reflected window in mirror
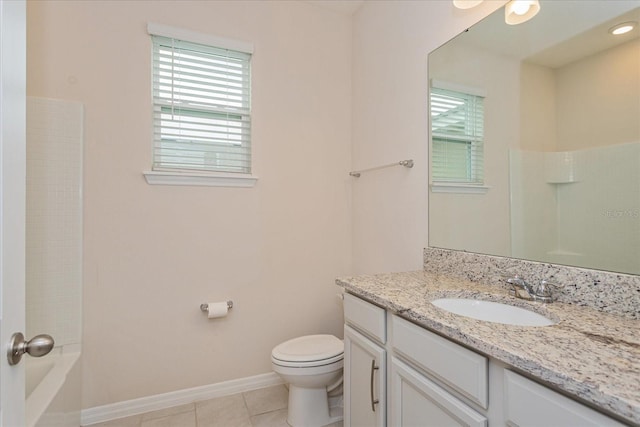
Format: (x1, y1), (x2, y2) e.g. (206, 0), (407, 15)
(430, 80), (485, 186)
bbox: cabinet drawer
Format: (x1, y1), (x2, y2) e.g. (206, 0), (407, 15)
(392, 315), (488, 409)
(344, 293), (386, 344)
(504, 370), (626, 427)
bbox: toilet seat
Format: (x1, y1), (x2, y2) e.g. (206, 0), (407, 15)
(272, 334), (343, 368)
(272, 353), (343, 368)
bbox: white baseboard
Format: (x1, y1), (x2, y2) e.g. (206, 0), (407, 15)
(80, 372), (284, 426)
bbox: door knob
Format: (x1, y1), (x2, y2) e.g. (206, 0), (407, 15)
(7, 332), (55, 365)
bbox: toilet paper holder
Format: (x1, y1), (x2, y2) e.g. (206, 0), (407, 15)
(200, 301), (233, 312)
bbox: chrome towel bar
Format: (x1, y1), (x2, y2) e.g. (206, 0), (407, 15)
(349, 159), (414, 177)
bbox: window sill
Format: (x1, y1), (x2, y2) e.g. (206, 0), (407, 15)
(430, 183), (489, 194)
(143, 170), (258, 187)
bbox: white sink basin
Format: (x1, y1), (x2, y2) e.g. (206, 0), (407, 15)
(431, 298), (555, 327)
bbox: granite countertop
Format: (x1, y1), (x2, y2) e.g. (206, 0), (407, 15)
(336, 270), (640, 425)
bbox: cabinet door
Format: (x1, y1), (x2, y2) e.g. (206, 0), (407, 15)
(390, 358), (487, 427)
(344, 325), (386, 427)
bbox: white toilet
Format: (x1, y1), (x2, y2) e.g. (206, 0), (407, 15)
(271, 334), (344, 427)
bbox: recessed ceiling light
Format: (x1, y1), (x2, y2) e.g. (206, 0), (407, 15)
(609, 21), (637, 36)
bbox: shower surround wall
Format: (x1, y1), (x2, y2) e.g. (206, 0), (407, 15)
(26, 96), (83, 426)
(26, 96), (83, 350)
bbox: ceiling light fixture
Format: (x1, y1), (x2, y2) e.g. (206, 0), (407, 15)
(505, 0), (540, 25)
(453, 0), (483, 10)
(609, 21), (637, 36)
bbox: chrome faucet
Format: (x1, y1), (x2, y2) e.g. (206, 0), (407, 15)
(506, 275), (536, 300)
(506, 275), (563, 303)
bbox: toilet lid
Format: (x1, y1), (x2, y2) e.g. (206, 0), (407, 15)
(272, 334), (343, 363)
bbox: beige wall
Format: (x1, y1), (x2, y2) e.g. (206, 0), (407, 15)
(520, 63), (557, 152)
(27, 0), (352, 409)
(556, 38), (640, 150)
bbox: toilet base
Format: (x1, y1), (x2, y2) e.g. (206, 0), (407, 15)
(287, 385), (343, 427)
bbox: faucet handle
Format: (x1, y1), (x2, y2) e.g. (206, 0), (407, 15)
(536, 280), (564, 299)
(506, 274), (527, 287)
(505, 275), (536, 300)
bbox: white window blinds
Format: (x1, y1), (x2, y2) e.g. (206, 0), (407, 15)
(151, 33), (251, 174)
(430, 86), (484, 184)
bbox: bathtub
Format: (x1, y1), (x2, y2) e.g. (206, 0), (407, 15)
(26, 349), (81, 427)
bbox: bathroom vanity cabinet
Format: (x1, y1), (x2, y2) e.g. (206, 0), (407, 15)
(343, 292), (628, 427)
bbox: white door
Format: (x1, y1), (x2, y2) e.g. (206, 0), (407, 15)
(0, 0), (27, 425)
(344, 325), (386, 427)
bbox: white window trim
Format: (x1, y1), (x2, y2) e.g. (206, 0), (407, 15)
(145, 23), (257, 187)
(430, 183), (490, 194)
(147, 23), (254, 54)
(143, 170), (258, 187)
(430, 79), (487, 98)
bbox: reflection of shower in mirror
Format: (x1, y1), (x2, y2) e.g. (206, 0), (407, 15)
(509, 142), (640, 275)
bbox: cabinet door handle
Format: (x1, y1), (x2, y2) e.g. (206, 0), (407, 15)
(370, 359), (380, 412)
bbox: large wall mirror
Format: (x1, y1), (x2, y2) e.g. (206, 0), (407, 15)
(428, 1), (640, 275)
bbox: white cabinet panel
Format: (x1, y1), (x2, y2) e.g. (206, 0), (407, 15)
(344, 325), (386, 427)
(504, 370), (626, 427)
(391, 357), (487, 427)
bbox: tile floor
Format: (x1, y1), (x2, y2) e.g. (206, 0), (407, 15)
(87, 385), (343, 427)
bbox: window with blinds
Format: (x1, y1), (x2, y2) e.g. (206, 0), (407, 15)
(151, 34), (251, 174)
(430, 85), (484, 185)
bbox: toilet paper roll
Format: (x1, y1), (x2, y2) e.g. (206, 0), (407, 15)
(207, 302), (229, 319)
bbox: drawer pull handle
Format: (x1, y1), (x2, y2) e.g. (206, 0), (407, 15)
(370, 359), (380, 412)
